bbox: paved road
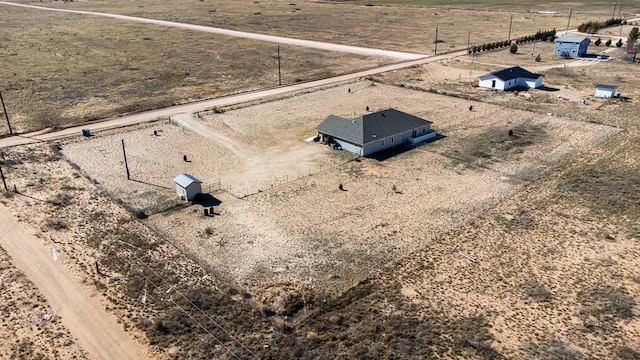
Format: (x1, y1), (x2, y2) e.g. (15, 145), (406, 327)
(0, 52), (465, 148)
(0, 1), (426, 60)
(0, 204), (150, 360)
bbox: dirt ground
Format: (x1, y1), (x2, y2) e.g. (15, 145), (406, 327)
(2, 68), (634, 357)
(1, 2), (639, 358)
(59, 81), (619, 295)
(0, 245), (88, 359)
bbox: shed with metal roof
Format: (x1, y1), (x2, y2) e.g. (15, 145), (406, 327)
(173, 173), (202, 201)
(594, 84), (617, 98)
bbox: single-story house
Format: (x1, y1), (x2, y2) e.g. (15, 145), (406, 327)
(554, 36), (589, 58)
(594, 84), (617, 98)
(173, 173), (202, 201)
(478, 66), (543, 91)
(315, 108), (435, 156)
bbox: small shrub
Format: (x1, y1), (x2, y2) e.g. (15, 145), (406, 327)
(44, 218), (68, 231)
(594, 37), (602, 46)
(510, 43), (518, 54)
(616, 38), (624, 47)
(605, 39), (612, 46)
(535, 54), (541, 62)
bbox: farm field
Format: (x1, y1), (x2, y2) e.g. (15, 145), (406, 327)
(0, 0), (639, 359)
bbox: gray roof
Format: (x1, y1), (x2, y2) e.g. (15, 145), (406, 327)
(173, 173), (201, 188)
(479, 66), (542, 82)
(595, 84), (617, 90)
(316, 108), (431, 146)
(555, 35), (589, 43)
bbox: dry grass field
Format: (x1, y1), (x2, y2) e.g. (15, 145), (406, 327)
(0, 0), (605, 134)
(0, 5), (391, 134)
(1, 0), (640, 359)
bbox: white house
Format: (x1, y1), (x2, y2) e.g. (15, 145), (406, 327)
(478, 66), (543, 91)
(316, 108), (435, 156)
(173, 173), (202, 201)
(594, 84), (617, 98)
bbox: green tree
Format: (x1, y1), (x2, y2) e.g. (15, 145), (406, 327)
(616, 38), (624, 47)
(605, 39), (612, 47)
(628, 27), (640, 49)
(510, 43), (518, 54)
(594, 37), (602, 46)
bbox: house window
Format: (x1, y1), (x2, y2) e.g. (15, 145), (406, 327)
(381, 140), (385, 147)
(423, 128), (426, 134)
(391, 137), (394, 144)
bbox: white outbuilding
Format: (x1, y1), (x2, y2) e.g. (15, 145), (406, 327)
(594, 84), (617, 98)
(173, 173), (202, 201)
(478, 66), (543, 91)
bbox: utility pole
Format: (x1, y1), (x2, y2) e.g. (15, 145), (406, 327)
(619, 1), (623, 18)
(277, 45), (282, 86)
(508, 14), (513, 41)
(0, 162), (7, 192)
(467, 31), (471, 55)
(0, 91), (12, 135)
(613, 2), (617, 18)
(121, 139), (130, 180)
(434, 25), (439, 55)
(567, 7), (573, 31)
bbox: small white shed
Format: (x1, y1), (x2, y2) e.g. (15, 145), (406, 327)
(173, 173), (202, 201)
(594, 84), (617, 98)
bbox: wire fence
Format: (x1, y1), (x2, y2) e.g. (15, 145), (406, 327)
(209, 161), (345, 200)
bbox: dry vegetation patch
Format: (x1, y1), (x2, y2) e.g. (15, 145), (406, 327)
(0, 0), (600, 134)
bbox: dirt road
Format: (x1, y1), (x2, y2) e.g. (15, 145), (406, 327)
(0, 52), (464, 148)
(0, 203), (151, 360)
(0, 1), (425, 60)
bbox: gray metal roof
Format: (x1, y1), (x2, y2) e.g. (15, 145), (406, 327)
(479, 66), (542, 82)
(173, 173), (201, 188)
(316, 108), (431, 146)
(555, 35), (589, 43)
(595, 84), (617, 90)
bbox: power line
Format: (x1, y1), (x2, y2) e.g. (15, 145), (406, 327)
(134, 267), (245, 360)
(109, 239), (260, 359)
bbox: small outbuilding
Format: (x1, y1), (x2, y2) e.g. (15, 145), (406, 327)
(594, 84), (617, 98)
(626, 49), (637, 62)
(173, 173), (202, 201)
(315, 108), (435, 156)
(554, 36), (589, 58)
(478, 66), (543, 91)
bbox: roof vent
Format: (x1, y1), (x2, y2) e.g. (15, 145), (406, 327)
(352, 119), (356, 124)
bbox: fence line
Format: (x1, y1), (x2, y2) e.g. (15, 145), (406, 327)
(210, 160), (350, 200)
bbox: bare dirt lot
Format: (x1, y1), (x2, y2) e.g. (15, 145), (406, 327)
(59, 80), (620, 295)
